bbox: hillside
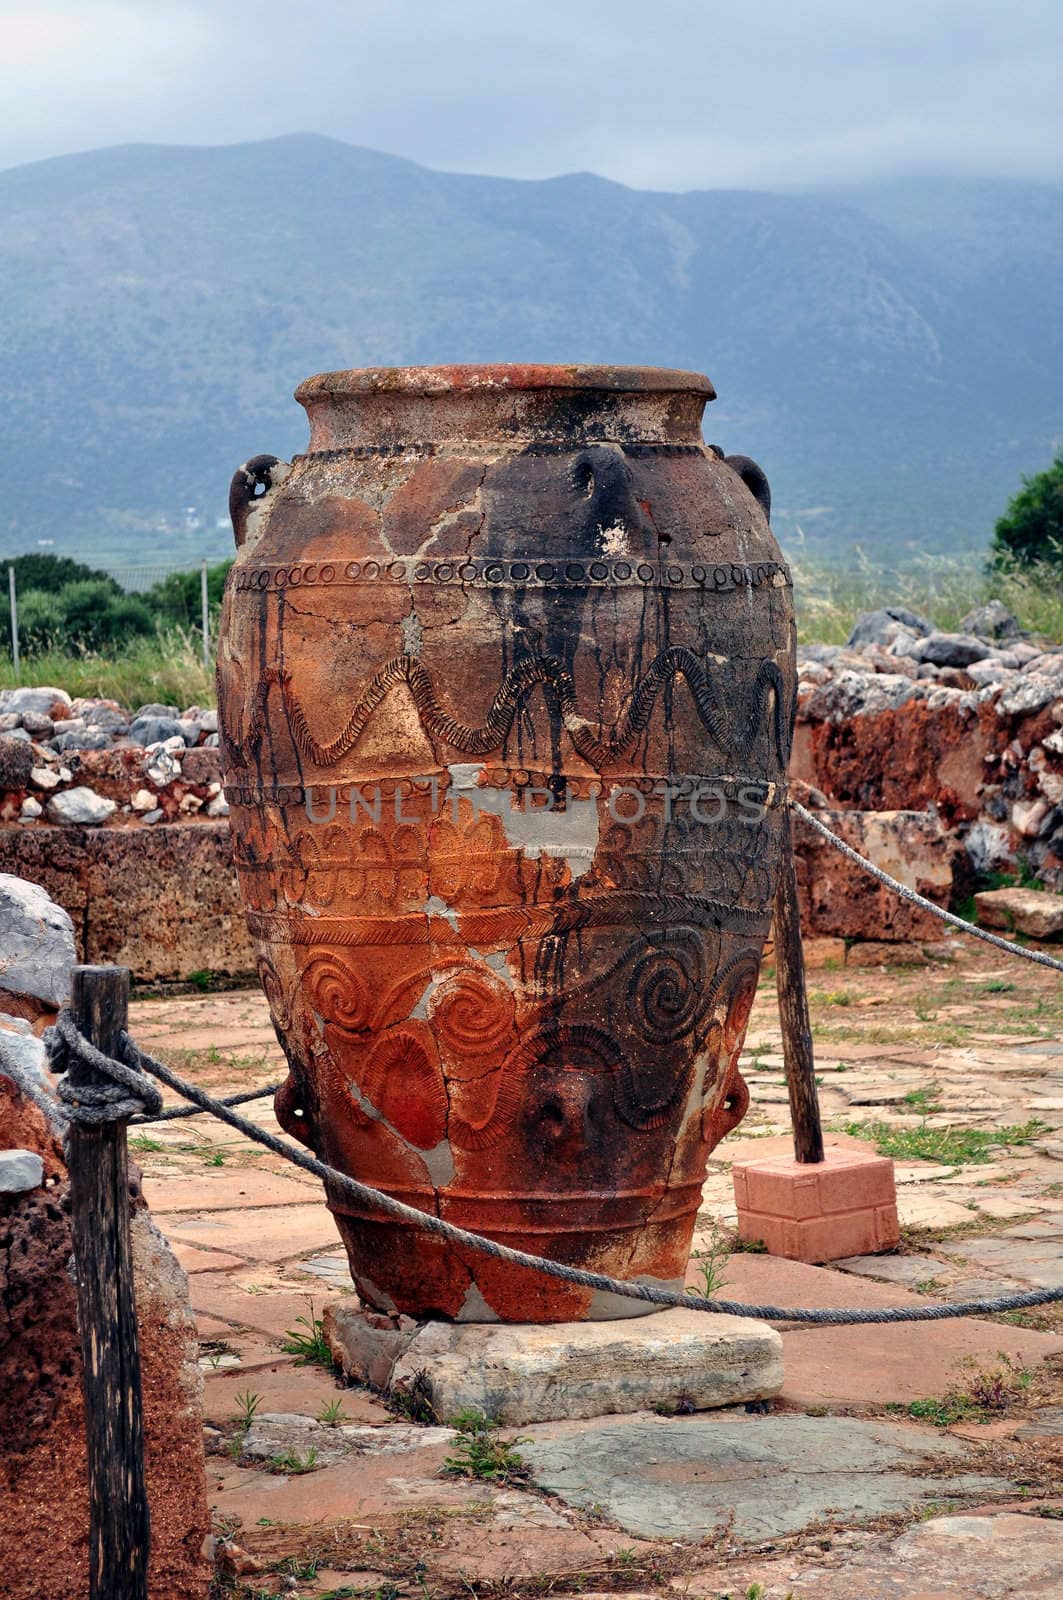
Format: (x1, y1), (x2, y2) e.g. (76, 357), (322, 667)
(0, 135), (1059, 563)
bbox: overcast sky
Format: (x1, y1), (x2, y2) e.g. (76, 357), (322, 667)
(1, 0), (1061, 190)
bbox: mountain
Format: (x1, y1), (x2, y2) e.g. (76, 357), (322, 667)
(0, 135), (1060, 565)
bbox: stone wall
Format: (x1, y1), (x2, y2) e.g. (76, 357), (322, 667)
(0, 822), (254, 981)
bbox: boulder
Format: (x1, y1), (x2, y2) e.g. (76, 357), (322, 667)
(45, 788), (116, 826)
(846, 607), (932, 649)
(0, 1148), (44, 1192)
(134, 703), (180, 720)
(51, 729), (112, 753)
(914, 631), (992, 668)
(996, 672), (1063, 718)
(0, 737), (34, 792)
(802, 670), (922, 722)
(0, 1016), (50, 1088)
(127, 715), (187, 747)
(964, 820), (1016, 876)
(966, 659), (1018, 688)
(83, 706), (129, 731)
(792, 807), (953, 942)
(0, 874), (76, 1013)
(0, 687), (72, 719)
(960, 599), (1024, 640)
(18, 713), (53, 738)
(975, 885), (1063, 939)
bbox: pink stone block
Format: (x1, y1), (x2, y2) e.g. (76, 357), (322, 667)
(732, 1148), (899, 1263)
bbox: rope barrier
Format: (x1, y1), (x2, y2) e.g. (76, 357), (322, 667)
(131, 1082), (282, 1123)
(38, 1015), (1063, 1329)
(792, 800), (1063, 974)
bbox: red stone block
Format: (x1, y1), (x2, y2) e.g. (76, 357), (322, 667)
(731, 1148), (899, 1264)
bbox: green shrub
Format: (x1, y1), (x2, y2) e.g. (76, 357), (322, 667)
(5, 553), (120, 596)
(144, 561), (232, 628)
(992, 453), (1063, 570)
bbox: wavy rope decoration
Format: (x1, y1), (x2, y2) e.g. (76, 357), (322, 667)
(252, 649), (789, 772)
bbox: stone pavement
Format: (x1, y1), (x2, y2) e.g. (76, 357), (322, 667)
(128, 947), (1063, 1598)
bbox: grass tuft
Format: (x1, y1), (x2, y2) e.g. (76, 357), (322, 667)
(842, 1118), (1048, 1165)
(280, 1305), (334, 1369)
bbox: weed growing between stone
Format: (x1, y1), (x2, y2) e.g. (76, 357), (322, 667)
(687, 1221), (733, 1296)
(440, 1410), (529, 1484)
(316, 1399), (349, 1425)
(387, 1368), (438, 1424)
(281, 1305), (334, 1369)
(888, 1353), (1033, 1427)
(266, 1445), (320, 1474)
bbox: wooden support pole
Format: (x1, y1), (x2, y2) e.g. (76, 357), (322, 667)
(66, 965), (150, 1600)
(774, 810), (825, 1164)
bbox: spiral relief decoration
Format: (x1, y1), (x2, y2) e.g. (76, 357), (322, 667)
(305, 952), (373, 1032)
(428, 970), (515, 1060)
(628, 927), (709, 1045)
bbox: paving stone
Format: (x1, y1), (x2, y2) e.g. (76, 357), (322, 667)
(188, 1271), (344, 1339)
(202, 1362), (390, 1427)
(1014, 1406), (1063, 1439)
(143, 1166), (317, 1212)
(295, 1251), (356, 1289)
(966, 1194), (1042, 1221)
(896, 1193), (978, 1229)
(833, 1253), (950, 1288)
(718, 1255), (1063, 1406)
(209, 1439), (487, 1523)
(167, 1241), (248, 1274)
(519, 1415), (1009, 1541)
(941, 1275), (1027, 1302)
(937, 1233), (1063, 1289)
(893, 1163), (961, 1185)
(1000, 1213), (1063, 1238)
(240, 1414), (455, 1466)
(155, 1203), (340, 1261)
(697, 1510), (1063, 1598)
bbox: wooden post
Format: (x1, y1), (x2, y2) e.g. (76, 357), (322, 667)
(774, 810), (825, 1164)
(66, 965), (150, 1600)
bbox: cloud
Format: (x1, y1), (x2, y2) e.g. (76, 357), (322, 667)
(1, 0), (1061, 188)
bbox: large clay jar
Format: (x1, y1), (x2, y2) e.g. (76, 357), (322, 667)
(218, 365), (795, 1323)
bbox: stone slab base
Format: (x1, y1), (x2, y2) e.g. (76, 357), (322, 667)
(324, 1304), (783, 1426)
(732, 1147), (900, 1263)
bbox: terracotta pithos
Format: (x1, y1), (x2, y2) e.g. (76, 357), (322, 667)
(218, 365), (795, 1323)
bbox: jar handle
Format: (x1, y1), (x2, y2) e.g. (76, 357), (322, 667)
(724, 453), (772, 520)
(228, 454), (287, 548)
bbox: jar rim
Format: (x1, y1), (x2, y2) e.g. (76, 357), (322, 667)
(295, 363), (716, 403)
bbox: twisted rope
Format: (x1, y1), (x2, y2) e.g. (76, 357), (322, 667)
(48, 1011), (163, 1124)
(38, 1014), (1063, 1328)
(131, 1083), (282, 1124)
(791, 800), (1063, 974)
